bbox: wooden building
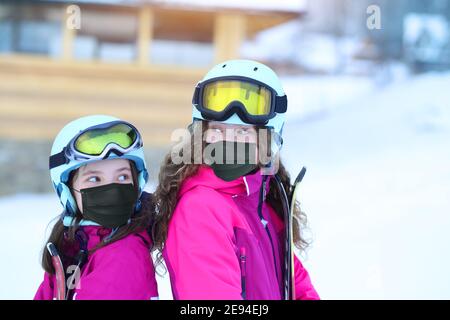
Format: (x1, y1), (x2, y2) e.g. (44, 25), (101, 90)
(0, 0), (304, 146)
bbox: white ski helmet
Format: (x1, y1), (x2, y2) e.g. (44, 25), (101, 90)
(192, 59), (287, 136)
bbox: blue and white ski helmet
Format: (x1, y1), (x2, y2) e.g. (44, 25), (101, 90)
(49, 115), (149, 218)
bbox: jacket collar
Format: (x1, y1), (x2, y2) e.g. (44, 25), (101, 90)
(179, 165), (271, 198)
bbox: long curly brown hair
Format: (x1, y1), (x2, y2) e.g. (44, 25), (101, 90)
(151, 121), (311, 267)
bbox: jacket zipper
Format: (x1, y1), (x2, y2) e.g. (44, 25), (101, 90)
(257, 176), (280, 285)
(240, 247), (247, 300)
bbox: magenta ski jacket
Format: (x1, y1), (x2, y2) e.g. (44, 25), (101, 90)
(163, 165), (319, 300)
(34, 227), (158, 300)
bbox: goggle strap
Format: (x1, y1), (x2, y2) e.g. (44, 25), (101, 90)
(275, 95), (287, 113)
(49, 143), (132, 170)
(49, 148), (69, 170)
(192, 85), (200, 105)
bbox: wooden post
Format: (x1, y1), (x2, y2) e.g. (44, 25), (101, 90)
(137, 6), (154, 66)
(213, 12), (246, 63)
(61, 6), (76, 61)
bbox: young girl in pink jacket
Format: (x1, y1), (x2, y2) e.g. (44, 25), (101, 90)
(152, 60), (319, 300)
(35, 115), (158, 300)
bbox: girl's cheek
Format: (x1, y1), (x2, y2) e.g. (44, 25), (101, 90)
(73, 190), (83, 213)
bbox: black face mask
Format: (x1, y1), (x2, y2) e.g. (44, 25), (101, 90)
(75, 183), (138, 229)
(205, 141), (259, 182)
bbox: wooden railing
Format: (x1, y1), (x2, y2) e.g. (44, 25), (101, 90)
(0, 54), (207, 146)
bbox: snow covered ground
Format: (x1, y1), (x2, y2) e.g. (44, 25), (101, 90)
(282, 71), (450, 299)
(0, 71), (449, 299)
(0, 192), (174, 300)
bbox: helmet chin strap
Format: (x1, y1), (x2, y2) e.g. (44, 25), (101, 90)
(61, 215), (130, 243)
(62, 215), (101, 227)
(271, 137), (282, 156)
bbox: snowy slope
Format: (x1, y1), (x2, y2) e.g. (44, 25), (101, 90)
(282, 72), (450, 299)
(282, 75), (376, 121)
(0, 192), (173, 300)
(0, 194), (60, 300)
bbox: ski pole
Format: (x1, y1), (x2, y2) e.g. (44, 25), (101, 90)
(46, 242), (66, 300)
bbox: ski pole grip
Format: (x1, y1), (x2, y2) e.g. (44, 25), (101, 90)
(46, 242), (59, 257)
(294, 167), (307, 185)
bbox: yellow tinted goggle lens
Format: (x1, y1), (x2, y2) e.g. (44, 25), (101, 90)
(74, 123), (137, 156)
(203, 80), (272, 116)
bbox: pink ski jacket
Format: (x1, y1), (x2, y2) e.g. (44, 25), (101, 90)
(34, 227), (158, 300)
(163, 165), (319, 300)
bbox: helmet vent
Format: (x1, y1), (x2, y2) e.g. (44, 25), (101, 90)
(222, 64), (227, 68)
(253, 67), (258, 71)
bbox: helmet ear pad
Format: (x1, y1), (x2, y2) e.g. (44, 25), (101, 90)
(258, 126), (283, 155)
(61, 167), (83, 216)
(258, 129), (283, 176)
(253, 126), (283, 169)
(128, 162), (144, 213)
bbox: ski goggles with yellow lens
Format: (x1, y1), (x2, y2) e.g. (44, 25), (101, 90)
(49, 121), (143, 169)
(192, 77), (287, 125)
